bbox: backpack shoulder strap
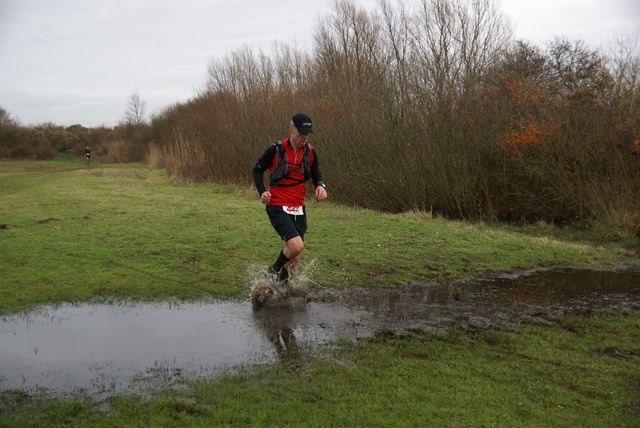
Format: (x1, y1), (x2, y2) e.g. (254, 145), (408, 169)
(269, 141), (288, 188)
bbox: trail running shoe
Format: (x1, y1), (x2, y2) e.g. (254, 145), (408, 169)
(278, 268), (293, 286)
(264, 266), (278, 281)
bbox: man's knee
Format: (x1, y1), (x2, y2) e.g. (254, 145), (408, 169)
(285, 237), (304, 257)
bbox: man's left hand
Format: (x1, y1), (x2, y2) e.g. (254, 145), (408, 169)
(315, 186), (327, 201)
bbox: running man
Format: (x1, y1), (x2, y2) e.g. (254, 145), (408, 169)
(252, 113), (328, 285)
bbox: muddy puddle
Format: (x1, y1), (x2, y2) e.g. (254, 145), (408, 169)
(1, 267), (638, 399)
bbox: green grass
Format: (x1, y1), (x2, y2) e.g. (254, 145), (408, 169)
(1, 160), (639, 426)
(1, 161), (277, 312)
(1, 160), (638, 315)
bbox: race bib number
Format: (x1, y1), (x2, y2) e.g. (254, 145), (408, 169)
(283, 206), (304, 215)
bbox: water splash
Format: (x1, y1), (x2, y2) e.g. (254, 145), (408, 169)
(246, 261), (318, 306)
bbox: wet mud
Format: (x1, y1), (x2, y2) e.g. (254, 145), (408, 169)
(1, 267), (638, 398)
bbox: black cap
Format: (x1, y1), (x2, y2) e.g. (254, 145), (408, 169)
(290, 113), (313, 134)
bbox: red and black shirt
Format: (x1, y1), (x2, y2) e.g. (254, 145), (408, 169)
(252, 137), (325, 207)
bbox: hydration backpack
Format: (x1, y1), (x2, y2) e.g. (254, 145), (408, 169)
(269, 140), (311, 188)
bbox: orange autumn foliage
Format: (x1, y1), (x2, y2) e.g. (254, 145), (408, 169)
(504, 119), (557, 160)
(505, 79), (540, 106)
(500, 78), (556, 160)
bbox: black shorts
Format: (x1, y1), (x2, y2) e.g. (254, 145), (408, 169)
(266, 205), (307, 242)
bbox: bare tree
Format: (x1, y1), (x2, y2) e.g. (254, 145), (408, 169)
(123, 91), (147, 125)
(313, 0), (384, 93)
(0, 106), (15, 126)
(606, 32), (640, 118)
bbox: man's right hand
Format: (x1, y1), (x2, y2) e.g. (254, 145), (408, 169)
(260, 191), (272, 204)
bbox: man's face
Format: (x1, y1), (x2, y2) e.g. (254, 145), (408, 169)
(290, 126), (310, 150)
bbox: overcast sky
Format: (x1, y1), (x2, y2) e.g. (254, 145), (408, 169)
(1, 0), (639, 128)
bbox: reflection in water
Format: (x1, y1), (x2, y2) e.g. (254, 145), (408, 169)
(0, 299), (364, 398)
(0, 267), (637, 398)
(252, 305), (302, 362)
(0, 301), (274, 398)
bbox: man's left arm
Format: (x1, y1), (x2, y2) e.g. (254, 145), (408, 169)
(310, 148), (327, 201)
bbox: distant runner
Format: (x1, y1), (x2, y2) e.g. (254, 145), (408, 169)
(252, 113), (327, 286)
(84, 147), (92, 164)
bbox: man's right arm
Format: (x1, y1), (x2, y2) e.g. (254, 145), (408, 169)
(251, 145), (277, 196)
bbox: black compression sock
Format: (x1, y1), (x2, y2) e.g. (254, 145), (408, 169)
(272, 250), (290, 272)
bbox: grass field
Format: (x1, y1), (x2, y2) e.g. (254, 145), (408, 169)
(1, 159), (638, 315)
(1, 159), (638, 426)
